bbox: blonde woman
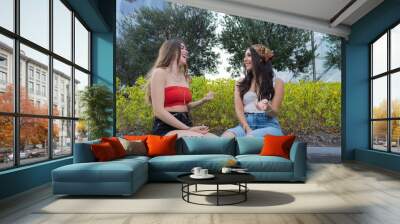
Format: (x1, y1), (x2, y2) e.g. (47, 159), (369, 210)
(146, 39), (215, 137)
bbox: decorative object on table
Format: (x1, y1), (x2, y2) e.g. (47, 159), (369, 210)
(177, 173), (255, 206)
(79, 84), (113, 140)
(190, 167), (214, 179)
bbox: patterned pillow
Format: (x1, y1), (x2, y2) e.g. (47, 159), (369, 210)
(118, 137), (147, 156)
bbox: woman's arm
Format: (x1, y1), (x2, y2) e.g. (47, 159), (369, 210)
(150, 69), (190, 130)
(265, 78), (284, 117)
(187, 91), (214, 109)
(234, 81), (251, 132)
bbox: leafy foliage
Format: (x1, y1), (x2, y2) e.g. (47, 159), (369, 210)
(80, 84), (113, 140)
(219, 15), (314, 78)
(0, 85), (58, 149)
(116, 77), (341, 144)
(323, 35), (341, 72)
(117, 3), (219, 85)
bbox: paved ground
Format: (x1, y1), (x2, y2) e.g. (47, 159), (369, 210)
(307, 146), (341, 163)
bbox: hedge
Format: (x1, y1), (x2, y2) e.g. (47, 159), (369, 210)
(116, 76), (341, 143)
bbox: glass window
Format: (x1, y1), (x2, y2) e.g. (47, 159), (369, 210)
(372, 33), (387, 76)
(391, 24), (400, 70)
(20, 0), (49, 49)
(53, 0), (72, 60)
(19, 117), (49, 165)
(372, 121), (388, 151)
(372, 76), (387, 119)
(75, 120), (88, 143)
(20, 44), (49, 115)
(53, 119), (72, 158)
(0, 0), (14, 32)
(0, 35), (14, 113)
(391, 72), (400, 118)
(0, 116), (14, 170)
(391, 120), (400, 153)
(74, 18), (89, 70)
(28, 81), (34, 94)
(53, 59), (72, 117)
(74, 69), (89, 118)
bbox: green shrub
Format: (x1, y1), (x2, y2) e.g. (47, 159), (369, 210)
(116, 76), (341, 142)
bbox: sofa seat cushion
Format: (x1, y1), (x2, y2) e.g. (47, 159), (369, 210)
(236, 155), (293, 172)
(53, 159), (147, 183)
(149, 154), (235, 172)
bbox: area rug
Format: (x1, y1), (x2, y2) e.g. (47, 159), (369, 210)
(37, 183), (362, 214)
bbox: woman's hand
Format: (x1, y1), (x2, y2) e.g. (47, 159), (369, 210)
(202, 91), (214, 102)
(256, 99), (270, 111)
(244, 125), (253, 134)
(189, 125), (209, 135)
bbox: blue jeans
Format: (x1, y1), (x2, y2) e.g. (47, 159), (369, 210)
(227, 113), (283, 137)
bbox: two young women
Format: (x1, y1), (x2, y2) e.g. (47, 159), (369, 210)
(146, 39), (284, 138)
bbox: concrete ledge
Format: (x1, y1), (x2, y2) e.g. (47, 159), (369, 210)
(355, 148), (400, 172)
(0, 157), (73, 200)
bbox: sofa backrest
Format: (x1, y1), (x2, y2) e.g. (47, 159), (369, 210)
(73, 139), (100, 163)
(176, 137), (236, 155)
(235, 137), (264, 155)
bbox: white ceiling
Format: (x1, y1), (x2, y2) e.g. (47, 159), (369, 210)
(167, 0), (384, 38)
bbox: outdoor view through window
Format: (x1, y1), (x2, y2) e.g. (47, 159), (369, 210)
(0, 0), (90, 170)
(116, 0), (342, 161)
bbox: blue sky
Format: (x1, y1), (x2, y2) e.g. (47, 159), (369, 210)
(116, 0), (341, 82)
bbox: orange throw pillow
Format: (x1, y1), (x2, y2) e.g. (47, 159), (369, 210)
(124, 135), (148, 142)
(101, 137), (127, 158)
(91, 142), (117, 162)
(146, 134), (177, 157)
(260, 135), (296, 159)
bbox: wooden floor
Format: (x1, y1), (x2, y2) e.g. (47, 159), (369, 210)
(1, 161), (400, 224)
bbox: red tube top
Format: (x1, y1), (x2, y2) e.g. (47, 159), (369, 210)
(164, 86), (192, 107)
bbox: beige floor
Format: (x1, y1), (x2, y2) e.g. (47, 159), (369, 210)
(1, 162), (400, 224)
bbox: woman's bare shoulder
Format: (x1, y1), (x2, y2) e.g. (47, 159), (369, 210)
(274, 77), (284, 86)
(151, 68), (168, 81)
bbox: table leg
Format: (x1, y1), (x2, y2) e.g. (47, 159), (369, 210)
(245, 183), (247, 201)
(217, 184), (219, 206)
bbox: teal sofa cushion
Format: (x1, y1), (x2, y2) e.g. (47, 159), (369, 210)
(148, 154), (235, 172)
(236, 137), (264, 155)
(236, 155), (293, 172)
(73, 139), (101, 163)
(177, 137), (236, 155)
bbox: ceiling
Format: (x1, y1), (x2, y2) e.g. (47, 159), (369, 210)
(167, 0), (384, 38)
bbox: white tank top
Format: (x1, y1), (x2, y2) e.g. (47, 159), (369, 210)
(243, 77), (276, 113)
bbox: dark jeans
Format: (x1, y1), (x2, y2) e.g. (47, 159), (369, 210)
(151, 112), (193, 136)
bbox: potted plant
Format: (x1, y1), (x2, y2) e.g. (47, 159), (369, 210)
(79, 84), (113, 140)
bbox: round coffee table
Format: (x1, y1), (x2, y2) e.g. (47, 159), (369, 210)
(177, 173), (255, 206)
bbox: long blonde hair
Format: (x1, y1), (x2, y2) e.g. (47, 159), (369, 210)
(145, 39), (188, 104)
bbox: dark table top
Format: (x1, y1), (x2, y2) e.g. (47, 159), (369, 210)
(177, 172), (255, 185)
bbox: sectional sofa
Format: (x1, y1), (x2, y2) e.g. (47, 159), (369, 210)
(52, 137), (307, 196)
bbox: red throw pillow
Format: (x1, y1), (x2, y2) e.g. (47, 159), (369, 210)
(259, 135), (296, 159)
(101, 137), (127, 158)
(124, 135), (148, 142)
(91, 142), (117, 162)
(146, 134), (177, 157)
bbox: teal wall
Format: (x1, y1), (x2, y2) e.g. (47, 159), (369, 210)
(344, 0), (400, 171)
(0, 0), (116, 200)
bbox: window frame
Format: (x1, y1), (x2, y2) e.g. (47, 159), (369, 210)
(0, 0), (92, 171)
(370, 20), (400, 154)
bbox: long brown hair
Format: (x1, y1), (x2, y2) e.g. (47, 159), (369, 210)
(238, 44), (275, 101)
(145, 39), (189, 104)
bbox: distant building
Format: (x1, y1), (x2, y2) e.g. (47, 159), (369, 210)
(0, 41), (79, 148)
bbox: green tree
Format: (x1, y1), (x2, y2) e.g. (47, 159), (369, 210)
(80, 84), (114, 140)
(117, 3), (219, 85)
(219, 15), (314, 79)
(323, 35), (342, 72)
